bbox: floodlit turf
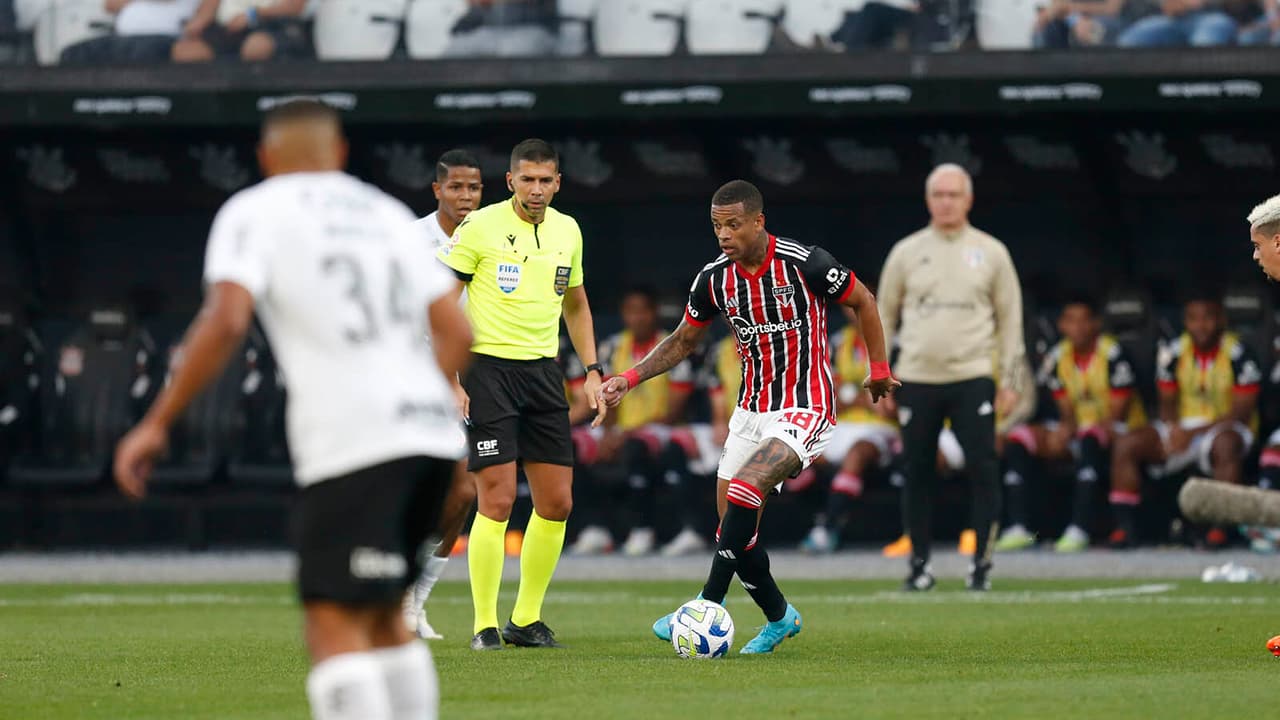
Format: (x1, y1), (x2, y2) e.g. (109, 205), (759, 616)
(1, 579), (1276, 719)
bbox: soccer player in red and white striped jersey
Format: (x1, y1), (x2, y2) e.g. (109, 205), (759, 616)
(599, 180), (898, 654)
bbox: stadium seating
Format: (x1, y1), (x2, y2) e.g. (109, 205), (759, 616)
(9, 307), (155, 487)
(314, 0), (406, 61)
(557, 0), (598, 56)
(974, 0), (1038, 50)
(594, 0), (687, 57)
(1223, 283), (1276, 369)
(1103, 287), (1159, 412)
(227, 325), (291, 487)
(404, 0), (469, 59)
(781, 0), (863, 48)
(0, 303), (41, 483)
(33, 0), (113, 66)
(687, 0), (782, 55)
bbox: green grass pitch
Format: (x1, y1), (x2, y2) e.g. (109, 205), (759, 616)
(2, 579), (1276, 719)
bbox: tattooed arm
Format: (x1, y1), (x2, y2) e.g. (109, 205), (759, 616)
(599, 319), (710, 408)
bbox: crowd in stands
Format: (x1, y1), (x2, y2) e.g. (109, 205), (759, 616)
(2, 0), (1277, 67)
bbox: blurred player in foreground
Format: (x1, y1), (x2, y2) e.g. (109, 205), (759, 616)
(114, 100), (471, 720)
(600, 180), (897, 654)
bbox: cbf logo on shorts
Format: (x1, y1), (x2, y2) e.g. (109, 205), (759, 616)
(496, 263), (521, 293)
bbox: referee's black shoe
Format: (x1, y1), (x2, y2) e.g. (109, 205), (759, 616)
(501, 619), (564, 648)
(470, 627), (503, 651)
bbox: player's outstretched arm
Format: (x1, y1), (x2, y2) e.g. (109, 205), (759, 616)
(114, 281), (255, 499)
(841, 279), (900, 402)
(599, 319), (709, 408)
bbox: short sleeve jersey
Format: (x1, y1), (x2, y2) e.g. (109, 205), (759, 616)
(685, 235), (856, 421)
(436, 198), (583, 360)
(1157, 332), (1261, 429)
(1045, 334), (1146, 429)
(204, 172), (465, 485)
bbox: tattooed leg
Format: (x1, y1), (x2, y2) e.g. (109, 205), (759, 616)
(703, 439), (801, 620)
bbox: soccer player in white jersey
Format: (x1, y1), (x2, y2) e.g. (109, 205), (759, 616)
(403, 149), (483, 640)
(113, 100), (471, 720)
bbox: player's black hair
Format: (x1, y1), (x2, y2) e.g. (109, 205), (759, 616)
(436, 149), (482, 181)
(1059, 292), (1101, 317)
(261, 98), (340, 131)
(510, 139), (558, 171)
(1181, 284), (1225, 309)
(712, 180), (764, 215)
(621, 285), (659, 309)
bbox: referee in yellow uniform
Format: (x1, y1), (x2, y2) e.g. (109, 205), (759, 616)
(437, 139), (606, 650)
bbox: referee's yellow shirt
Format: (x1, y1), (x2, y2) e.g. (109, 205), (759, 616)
(437, 197), (584, 360)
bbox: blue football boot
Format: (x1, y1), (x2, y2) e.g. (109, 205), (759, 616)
(739, 603), (802, 654)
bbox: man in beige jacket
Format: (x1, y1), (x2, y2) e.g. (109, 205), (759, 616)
(878, 164), (1026, 592)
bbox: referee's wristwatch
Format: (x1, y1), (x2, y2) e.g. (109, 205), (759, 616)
(585, 363), (605, 380)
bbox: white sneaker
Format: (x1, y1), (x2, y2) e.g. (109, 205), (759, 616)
(622, 527), (655, 556)
(994, 524), (1035, 552)
(414, 612), (444, 640)
(799, 525), (834, 554)
(660, 527), (708, 557)
(569, 525), (614, 555)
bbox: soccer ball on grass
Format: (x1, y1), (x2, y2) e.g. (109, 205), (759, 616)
(670, 599), (734, 659)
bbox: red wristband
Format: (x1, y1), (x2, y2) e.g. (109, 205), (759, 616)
(869, 361), (892, 381)
(621, 369), (640, 389)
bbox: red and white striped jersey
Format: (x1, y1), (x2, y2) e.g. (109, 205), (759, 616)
(684, 235), (856, 421)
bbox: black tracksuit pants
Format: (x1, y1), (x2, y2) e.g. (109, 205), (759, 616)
(897, 377), (1001, 567)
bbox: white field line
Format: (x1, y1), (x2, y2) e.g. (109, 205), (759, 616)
(2, 583), (1272, 609)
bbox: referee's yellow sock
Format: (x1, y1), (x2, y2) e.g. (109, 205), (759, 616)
(511, 512), (566, 627)
(469, 513), (507, 635)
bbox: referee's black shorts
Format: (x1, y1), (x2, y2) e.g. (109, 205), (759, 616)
(462, 353), (573, 471)
(293, 455), (454, 605)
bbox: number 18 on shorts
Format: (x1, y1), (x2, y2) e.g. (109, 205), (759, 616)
(718, 408), (834, 482)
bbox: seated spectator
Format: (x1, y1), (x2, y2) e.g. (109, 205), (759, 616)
(445, 0), (558, 58)
(1033, 0), (1149, 48)
(994, 298), (1146, 553)
(1117, 0), (1239, 47)
(172, 0), (310, 63)
(1237, 0), (1279, 43)
(568, 287), (705, 557)
(832, 2), (916, 51)
(1109, 293), (1261, 549)
(61, 0), (200, 65)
